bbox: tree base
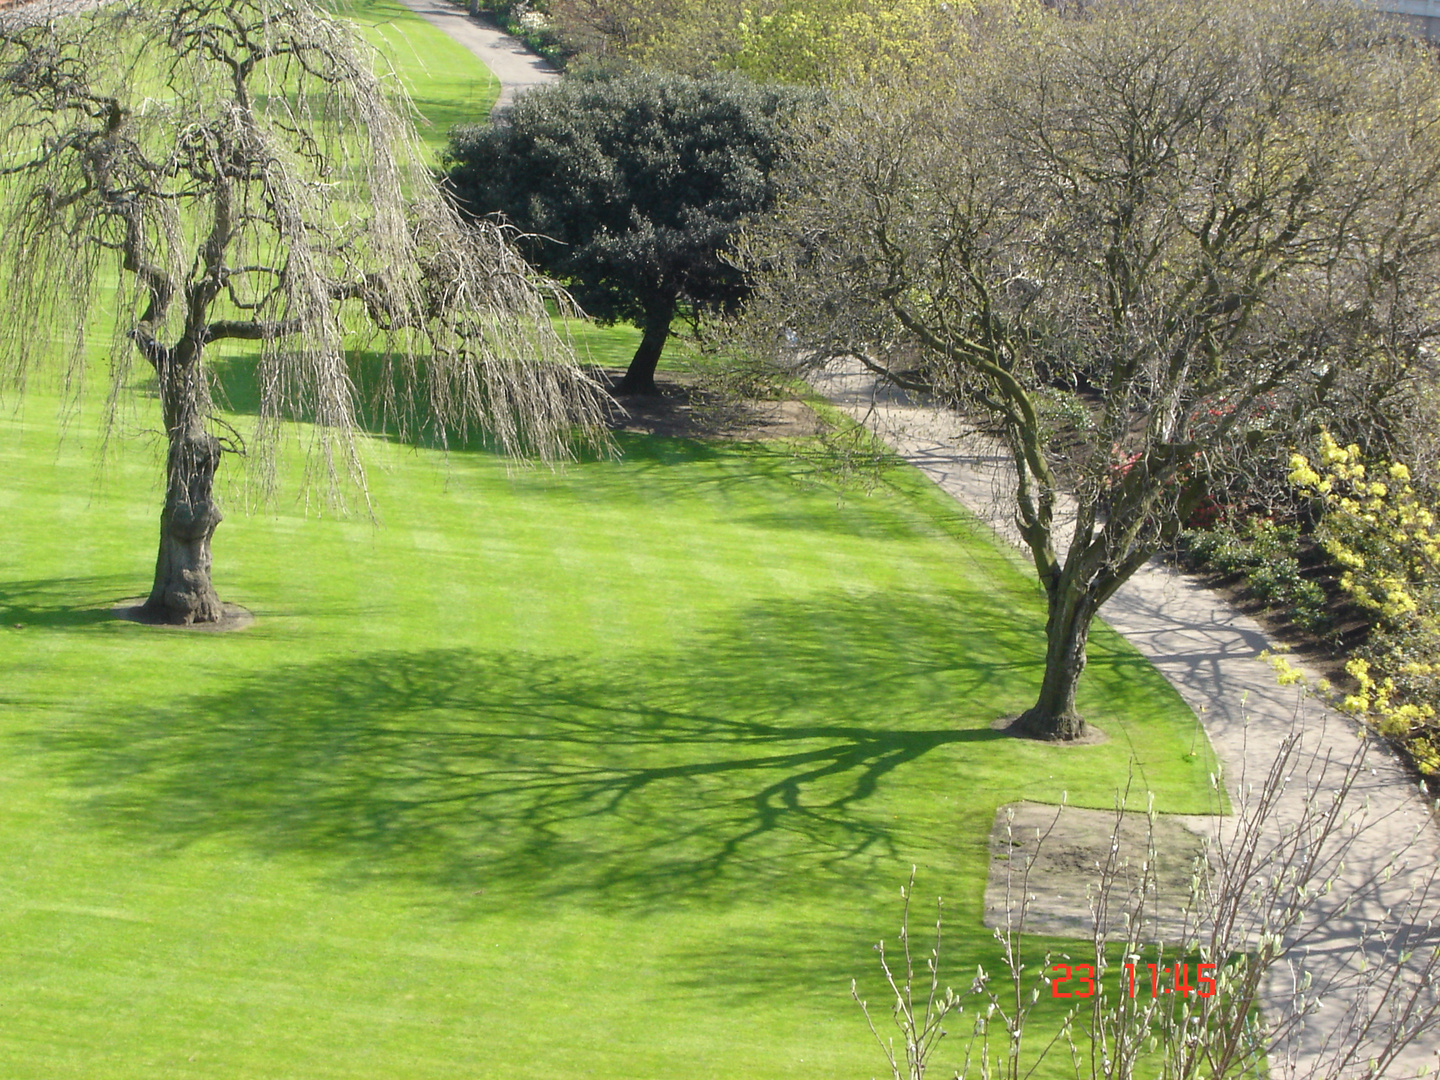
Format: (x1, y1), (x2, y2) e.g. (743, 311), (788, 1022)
(142, 593), (223, 626)
(612, 374), (661, 396)
(1008, 708), (1090, 743)
(114, 598), (254, 632)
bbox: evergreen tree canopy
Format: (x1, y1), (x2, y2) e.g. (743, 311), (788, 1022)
(446, 71), (817, 394)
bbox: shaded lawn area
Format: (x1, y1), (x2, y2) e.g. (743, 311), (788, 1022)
(0, 7), (1219, 1076)
(0, 386), (1221, 1077)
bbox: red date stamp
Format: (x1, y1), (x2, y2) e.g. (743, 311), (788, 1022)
(1050, 962), (1219, 999)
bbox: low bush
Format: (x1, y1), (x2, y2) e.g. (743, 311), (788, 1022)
(1178, 519), (1331, 634)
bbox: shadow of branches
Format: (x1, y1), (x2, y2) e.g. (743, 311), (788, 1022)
(0, 575), (137, 630)
(29, 591), (1032, 912)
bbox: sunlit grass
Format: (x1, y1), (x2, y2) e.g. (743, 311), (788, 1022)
(0, 373), (1222, 1078)
(0, 4), (1225, 1076)
(557, 317), (705, 373)
(339, 0), (500, 158)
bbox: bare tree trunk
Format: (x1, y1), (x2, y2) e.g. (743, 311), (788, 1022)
(143, 350), (225, 625)
(1014, 580), (1093, 740)
(614, 295), (675, 396)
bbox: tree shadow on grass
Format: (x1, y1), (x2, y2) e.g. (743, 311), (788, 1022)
(29, 591), (1036, 914)
(0, 575), (138, 630)
(209, 348), (497, 454)
(209, 349), (627, 457)
(209, 349), (859, 483)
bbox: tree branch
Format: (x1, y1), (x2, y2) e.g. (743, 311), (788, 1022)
(204, 318), (304, 342)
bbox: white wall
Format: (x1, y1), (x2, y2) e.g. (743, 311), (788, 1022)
(1374, 0), (1440, 39)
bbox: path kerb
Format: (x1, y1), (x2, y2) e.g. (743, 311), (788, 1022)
(392, 0), (559, 116)
(811, 359), (1440, 1077)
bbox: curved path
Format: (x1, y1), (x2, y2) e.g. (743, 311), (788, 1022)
(395, 11), (1440, 1076)
(812, 361), (1440, 1078)
(391, 0), (558, 115)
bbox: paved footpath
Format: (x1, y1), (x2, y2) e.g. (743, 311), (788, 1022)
(392, 0), (559, 115)
(812, 362), (1440, 1077)
(397, 11), (1440, 1075)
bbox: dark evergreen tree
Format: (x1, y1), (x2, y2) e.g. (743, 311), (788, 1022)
(445, 71), (816, 395)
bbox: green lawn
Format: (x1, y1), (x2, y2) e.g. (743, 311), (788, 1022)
(556, 316), (705, 374)
(339, 0), (500, 157)
(0, 4), (1223, 1077)
(0, 381), (1220, 1077)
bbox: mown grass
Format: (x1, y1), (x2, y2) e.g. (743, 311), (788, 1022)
(0, 384), (1222, 1078)
(339, 0), (500, 157)
(557, 317), (705, 374)
(0, 3), (1223, 1076)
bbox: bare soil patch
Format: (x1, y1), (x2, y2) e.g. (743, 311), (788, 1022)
(113, 599), (255, 632)
(596, 368), (823, 441)
(984, 801), (1218, 941)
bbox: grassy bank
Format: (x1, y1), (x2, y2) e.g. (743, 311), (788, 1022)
(0, 380), (1220, 1077)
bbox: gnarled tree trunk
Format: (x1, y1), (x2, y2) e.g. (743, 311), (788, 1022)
(614, 295), (675, 396)
(1014, 578), (1095, 741)
(142, 348), (225, 625)
(145, 429), (224, 624)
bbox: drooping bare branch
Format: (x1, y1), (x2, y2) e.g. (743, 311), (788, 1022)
(0, 0), (608, 509)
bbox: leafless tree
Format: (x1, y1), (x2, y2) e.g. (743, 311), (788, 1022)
(742, 0), (1440, 739)
(0, 0), (606, 624)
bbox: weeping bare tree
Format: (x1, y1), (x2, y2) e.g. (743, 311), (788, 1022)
(0, 0), (606, 624)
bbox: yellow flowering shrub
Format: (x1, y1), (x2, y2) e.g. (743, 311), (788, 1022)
(1290, 432), (1440, 773)
(724, 0), (973, 86)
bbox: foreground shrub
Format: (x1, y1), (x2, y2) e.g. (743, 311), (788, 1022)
(860, 732), (1440, 1079)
